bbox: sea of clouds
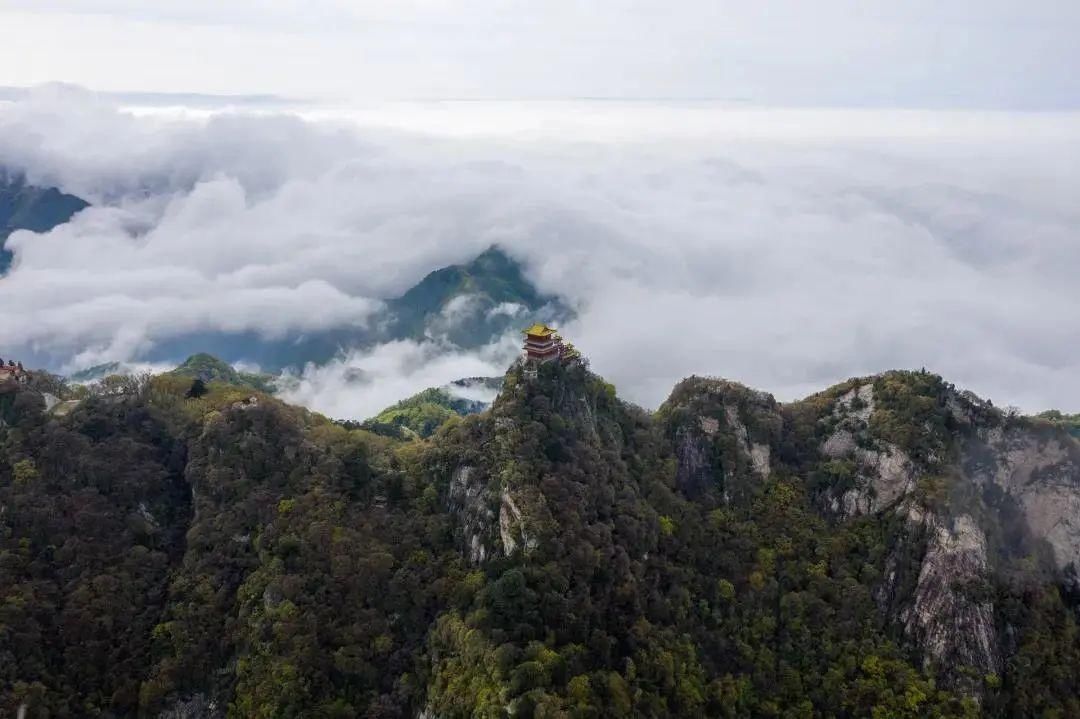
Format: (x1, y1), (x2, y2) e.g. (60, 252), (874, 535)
(3, 85), (1080, 418)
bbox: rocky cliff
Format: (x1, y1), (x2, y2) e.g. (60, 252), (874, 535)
(790, 373), (1080, 700)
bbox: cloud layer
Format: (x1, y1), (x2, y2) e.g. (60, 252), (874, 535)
(3, 86), (1080, 417)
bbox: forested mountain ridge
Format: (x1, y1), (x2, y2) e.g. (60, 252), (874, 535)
(2, 360), (1079, 717)
(166, 353), (277, 393)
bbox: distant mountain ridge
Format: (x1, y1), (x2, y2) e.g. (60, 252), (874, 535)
(386, 246), (565, 347)
(65, 244), (570, 374)
(0, 173), (89, 273)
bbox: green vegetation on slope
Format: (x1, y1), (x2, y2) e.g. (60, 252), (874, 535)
(1036, 409), (1080, 438)
(418, 363), (976, 718)
(366, 387), (490, 439)
(167, 353), (277, 393)
(0, 364), (1078, 717)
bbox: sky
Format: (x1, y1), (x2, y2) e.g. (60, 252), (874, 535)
(1, 3), (1079, 418)
(2, 1), (1080, 108)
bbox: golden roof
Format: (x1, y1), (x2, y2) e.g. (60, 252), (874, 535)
(522, 323), (557, 336)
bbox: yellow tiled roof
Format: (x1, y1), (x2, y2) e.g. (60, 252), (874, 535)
(522, 323), (557, 336)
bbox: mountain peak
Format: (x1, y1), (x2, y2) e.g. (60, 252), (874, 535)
(168, 353), (275, 392)
(387, 244), (569, 347)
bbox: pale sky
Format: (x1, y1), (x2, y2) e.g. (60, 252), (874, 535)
(2, 0), (1079, 107)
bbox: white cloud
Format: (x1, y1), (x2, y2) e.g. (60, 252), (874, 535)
(437, 294), (483, 326)
(443, 378), (500, 406)
(4, 88), (1080, 416)
(278, 337), (514, 420)
(487, 302), (525, 320)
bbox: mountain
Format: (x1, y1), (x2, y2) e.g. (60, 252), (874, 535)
(166, 352), (277, 393)
(364, 387), (487, 439)
(364, 377), (503, 438)
(68, 361), (125, 383)
(386, 246), (567, 348)
(2, 358), (1079, 717)
(80, 245), (569, 374)
(0, 173), (89, 273)
(67, 355), (277, 393)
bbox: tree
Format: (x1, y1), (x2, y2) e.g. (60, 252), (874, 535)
(186, 378), (208, 399)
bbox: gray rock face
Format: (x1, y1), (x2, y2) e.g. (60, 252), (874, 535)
(674, 425), (713, 499)
(824, 441), (916, 518)
(668, 380), (779, 501)
(673, 407), (771, 501)
(723, 404), (771, 478)
(448, 463), (548, 562)
(964, 424), (1080, 575)
(840, 382), (876, 422)
(447, 465), (495, 564)
(823, 380), (1080, 699)
(901, 511), (1000, 690)
(821, 383), (918, 517)
(498, 489), (538, 556)
(828, 382), (1080, 577)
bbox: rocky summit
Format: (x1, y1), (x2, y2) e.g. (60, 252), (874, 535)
(2, 359), (1080, 717)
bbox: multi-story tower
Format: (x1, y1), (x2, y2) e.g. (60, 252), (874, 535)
(522, 323), (562, 363)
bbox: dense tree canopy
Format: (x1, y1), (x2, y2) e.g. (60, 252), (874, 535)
(1, 362), (1078, 717)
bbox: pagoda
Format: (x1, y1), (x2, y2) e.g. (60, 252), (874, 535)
(522, 323), (562, 363)
(522, 323), (583, 369)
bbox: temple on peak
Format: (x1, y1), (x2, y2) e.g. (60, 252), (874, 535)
(521, 323), (581, 365)
(0, 357), (30, 385)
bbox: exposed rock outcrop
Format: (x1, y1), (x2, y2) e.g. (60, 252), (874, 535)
(821, 383), (917, 517)
(901, 510), (1000, 693)
(498, 489), (539, 556)
(964, 423), (1080, 575)
(661, 377), (781, 502)
(814, 375), (1080, 701)
(447, 465), (495, 564)
(673, 424), (713, 499)
(724, 404), (771, 478)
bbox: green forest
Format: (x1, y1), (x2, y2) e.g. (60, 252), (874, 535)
(2, 358), (1079, 718)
